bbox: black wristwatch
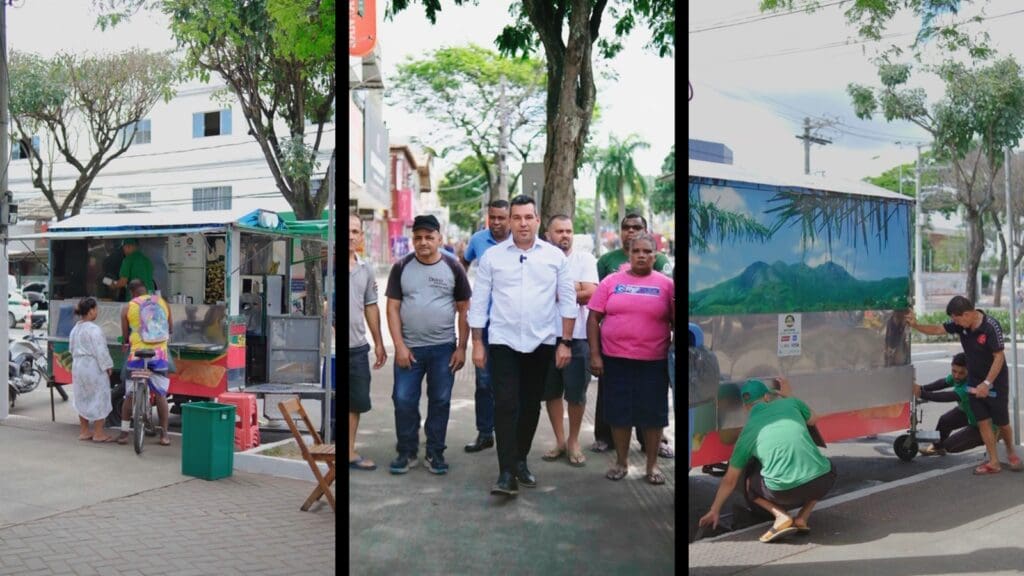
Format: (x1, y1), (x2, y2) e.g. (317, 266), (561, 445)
(557, 338), (572, 348)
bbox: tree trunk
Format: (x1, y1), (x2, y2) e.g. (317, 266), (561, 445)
(993, 211), (1008, 307)
(533, 0), (597, 226)
(593, 190), (601, 257)
(617, 176), (626, 227)
(965, 209), (986, 304)
(300, 240), (323, 318)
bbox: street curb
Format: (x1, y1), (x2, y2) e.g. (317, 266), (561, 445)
(233, 436), (328, 482)
(697, 460), (977, 543)
(911, 351), (954, 361)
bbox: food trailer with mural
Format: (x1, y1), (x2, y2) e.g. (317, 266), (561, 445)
(14, 208), (328, 413)
(688, 159), (915, 471)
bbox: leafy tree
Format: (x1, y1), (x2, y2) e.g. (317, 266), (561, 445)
(96, 0), (336, 317)
(650, 145), (675, 215)
(9, 49), (177, 220)
(389, 0), (675, 224)
(572, 198), (596, 235)
(849, 57), (1024, 302)
(388, 45), (546, 201)
(439, 156), (491, 232)
(593, 133), (650, 228)
(760, 1), (993, 61)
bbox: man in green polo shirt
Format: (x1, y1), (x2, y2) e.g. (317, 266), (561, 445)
(699, 377), (837, 543)
(114, 239), (155, 300)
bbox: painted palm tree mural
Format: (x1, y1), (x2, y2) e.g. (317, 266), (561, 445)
(689, 176), (911, 316)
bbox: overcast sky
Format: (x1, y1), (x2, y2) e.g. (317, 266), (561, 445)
(378, 0), (676, 198)
(7, 2), (176, 57)
(689, 0), (1024, 182)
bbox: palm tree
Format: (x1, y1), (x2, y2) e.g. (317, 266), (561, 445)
(594, 134), (651, 231)
(688, 182), (773, 254)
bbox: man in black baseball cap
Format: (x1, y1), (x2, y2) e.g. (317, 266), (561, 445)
(413, 214), (441, 233)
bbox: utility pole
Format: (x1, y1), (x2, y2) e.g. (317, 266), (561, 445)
(795, 117), (832, 175)
(914, 145), (926, 316)
(1007, 146), (1020, 445)
(497, 74), (509, 201)
(0, 0), (10, 419)
(322, 152), (336, 444)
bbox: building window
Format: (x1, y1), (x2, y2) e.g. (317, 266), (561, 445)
(120, 119), (151, 146)
(118, 192), (152, 206)
(192, 109), (231, 138)
(11, 135), (39, 160)
(193, 186), (232, 211)
(311, 178), (323, 193)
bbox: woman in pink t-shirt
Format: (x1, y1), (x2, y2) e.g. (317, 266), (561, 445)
(588, 234), (674, 485)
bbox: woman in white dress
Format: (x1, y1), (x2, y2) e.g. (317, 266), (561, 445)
(69, 298), (115, 442)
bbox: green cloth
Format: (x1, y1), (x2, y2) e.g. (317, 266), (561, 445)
(596, 248), (670, 280)
(729, 397), (832, 492)
(119, 250), (155, 300)
(947, 374), (978, 426)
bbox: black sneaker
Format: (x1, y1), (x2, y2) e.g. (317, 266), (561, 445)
(464, 434), (495, 453)
(490, 471), (519, 496)
(515, 461), (537, 488)
(389, 454), (419, 475)
(425, 452), (449, 475)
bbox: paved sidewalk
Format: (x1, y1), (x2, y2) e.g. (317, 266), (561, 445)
(349, 351), (676, 574)
(0, 396), (334, 575)
(690, 460), (1024, 575)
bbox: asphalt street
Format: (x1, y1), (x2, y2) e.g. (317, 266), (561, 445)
(687, 343), (1024, 543)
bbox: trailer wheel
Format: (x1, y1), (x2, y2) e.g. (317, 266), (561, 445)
(894, 434), (918, 462)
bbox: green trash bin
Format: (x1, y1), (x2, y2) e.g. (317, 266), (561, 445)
(181, 402), (236, 480)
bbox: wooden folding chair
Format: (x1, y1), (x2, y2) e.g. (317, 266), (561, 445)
(278, 397), (336, 512)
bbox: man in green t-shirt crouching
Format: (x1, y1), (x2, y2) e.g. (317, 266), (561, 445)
(699, 377), (837, 543)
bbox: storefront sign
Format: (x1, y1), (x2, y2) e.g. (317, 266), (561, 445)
(364, 96), (389, 207)
(349, 0), (377, 57)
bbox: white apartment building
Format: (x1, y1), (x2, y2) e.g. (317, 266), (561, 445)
(6, 79), (335, 284)
(7, 79), (335, 218)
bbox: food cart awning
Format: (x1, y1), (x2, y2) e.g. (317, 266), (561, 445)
(9, 208), (293, 241)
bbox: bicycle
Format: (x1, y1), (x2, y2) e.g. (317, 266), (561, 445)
(128, 349), (162, 455)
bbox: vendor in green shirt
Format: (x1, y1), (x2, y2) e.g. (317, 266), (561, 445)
(596, 213), (670, 280)
(915, 352), (1005, 457)
(699, 377), (837, 543)
(113, 239), (155, 300)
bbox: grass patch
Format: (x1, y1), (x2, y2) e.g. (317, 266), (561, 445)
(258, 440), (306, 461)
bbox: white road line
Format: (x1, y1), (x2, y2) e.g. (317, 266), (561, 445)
(696, 460), (977, 543)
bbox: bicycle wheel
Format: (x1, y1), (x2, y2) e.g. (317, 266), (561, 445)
(133, 380), (146, 455)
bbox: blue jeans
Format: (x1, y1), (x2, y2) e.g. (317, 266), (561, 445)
(474, 326), (494, 436)
(392, 342), (457, 457)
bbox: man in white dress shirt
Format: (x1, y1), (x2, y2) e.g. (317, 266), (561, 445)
(469, 195), (578, 497)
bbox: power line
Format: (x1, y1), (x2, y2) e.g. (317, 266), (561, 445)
(689, 0), (848, 35)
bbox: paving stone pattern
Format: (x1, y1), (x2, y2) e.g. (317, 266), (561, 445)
(0, 472), (335, 576)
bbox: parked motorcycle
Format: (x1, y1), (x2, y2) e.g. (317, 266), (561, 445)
(8, 332), (64, 408)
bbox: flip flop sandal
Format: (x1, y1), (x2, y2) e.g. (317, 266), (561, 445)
(542, 447), (566, 461)
(349, 456), (378, 471)
(758, 521), (797, 543)
(92, 437), (117, 443)
(158, 438), (172, 446)
(974, 463), (1002, 475)
(645, 470), (666, 485)
(605, 466), (628, 481)
(568, 451), (586, 467)
(794, 523), (811, 535)
(657, 444), (675, 459)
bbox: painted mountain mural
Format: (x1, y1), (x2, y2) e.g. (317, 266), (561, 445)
(688, 260), (909, 315)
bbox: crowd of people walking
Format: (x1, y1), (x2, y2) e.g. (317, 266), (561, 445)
(348, 195), (675, 496)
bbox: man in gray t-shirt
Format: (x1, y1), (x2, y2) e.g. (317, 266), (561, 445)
(384, 214), (472, 475)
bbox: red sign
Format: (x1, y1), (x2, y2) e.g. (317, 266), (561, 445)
(350, 0), (377, 57)
(393, 189), (413, 225)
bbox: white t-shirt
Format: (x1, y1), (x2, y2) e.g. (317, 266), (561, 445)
(563, 249), (599, 340)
